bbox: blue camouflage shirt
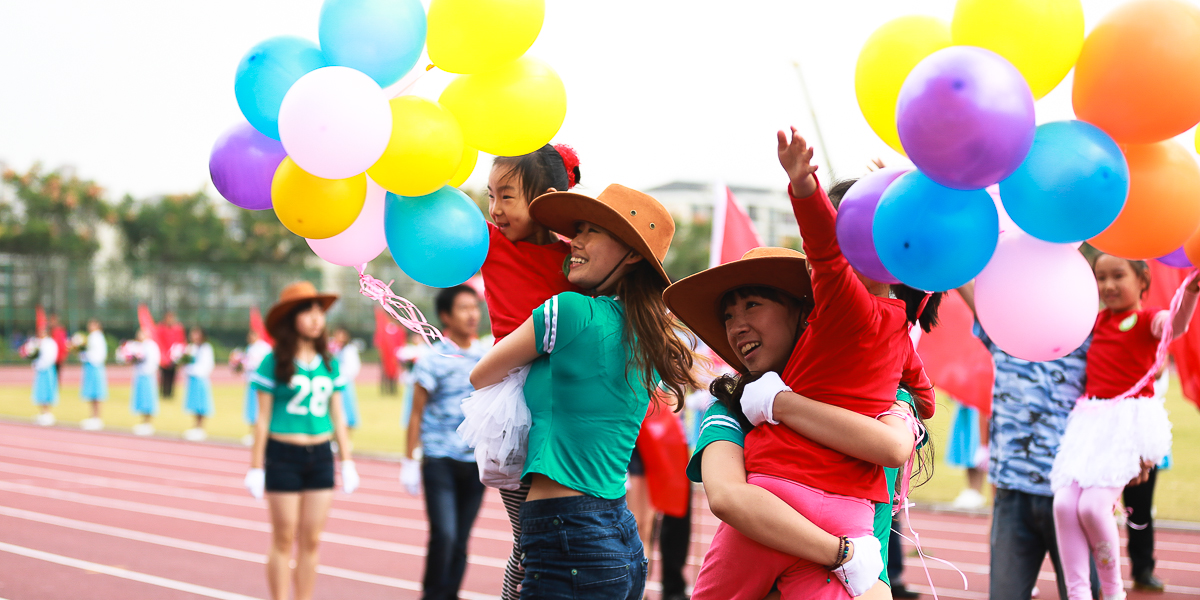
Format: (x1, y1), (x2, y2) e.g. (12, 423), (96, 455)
(412, 338), (490, 462)
(975, 322), (1089, 497)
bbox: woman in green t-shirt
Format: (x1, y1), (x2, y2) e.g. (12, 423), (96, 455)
(471, 185), (700, 600)
(244, 281), (358, 600)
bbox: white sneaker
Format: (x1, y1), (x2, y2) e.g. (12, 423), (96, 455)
(242, 434), (255, 446)
(34, 413), (56, 427)
(183, 428), (207, 442)
(952, 488), (987, 509)
(132, 423), (155, 436)
(80, 417), (104, 431)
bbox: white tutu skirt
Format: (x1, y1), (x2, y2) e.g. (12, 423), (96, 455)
(1050, 397), (1172, 492)
(457, 366), (531, 491)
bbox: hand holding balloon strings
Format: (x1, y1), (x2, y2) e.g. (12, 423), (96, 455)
(777, 127), (819, 198)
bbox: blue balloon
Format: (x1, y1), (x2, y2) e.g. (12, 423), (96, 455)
(319, 0), (427, 88)
(873, 171), (999, 292)
(234, 36), (327, 141)
(999, 120), (1129, 244)
(385, 187), (489, 288)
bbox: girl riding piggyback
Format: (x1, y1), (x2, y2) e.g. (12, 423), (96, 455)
(1050, 254), (1198, 600)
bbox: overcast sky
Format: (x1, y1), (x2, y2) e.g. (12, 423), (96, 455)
(0, 0), (1171, 202)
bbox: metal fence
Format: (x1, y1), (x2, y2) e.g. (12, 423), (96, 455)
(0, 254), (438, 355)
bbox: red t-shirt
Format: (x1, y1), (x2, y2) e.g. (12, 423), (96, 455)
(50, 326), (68, 365)
(742, 181), (934, 503)
(1086, 307), (1162, 399)
(481, 222), (582, 340)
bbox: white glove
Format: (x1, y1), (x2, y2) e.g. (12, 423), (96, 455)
(400, 457), (422, 496)
(740, 372), (791, 426)
(340, 461), (360, 495)
(244, 468), (265, 500)
(834, 535), (884, 597)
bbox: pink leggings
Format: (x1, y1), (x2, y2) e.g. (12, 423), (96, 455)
(1053, 483), (1125, 599)
(691, 474), (874, 600)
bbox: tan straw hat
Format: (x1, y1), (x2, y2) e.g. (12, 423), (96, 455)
(265, 281), (339, 333)
(663, 247), (812, 373)
(529, 184), (675, 284)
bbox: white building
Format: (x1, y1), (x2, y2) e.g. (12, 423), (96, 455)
(644, 181), (800, 249)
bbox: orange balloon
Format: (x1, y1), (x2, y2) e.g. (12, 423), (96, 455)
(1072, 0), (1200, 144)
(1184, 222), (1200, 267)
(1090, 140), (1200, 260)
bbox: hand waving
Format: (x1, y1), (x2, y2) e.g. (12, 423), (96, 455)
(777, 127), (819, 198)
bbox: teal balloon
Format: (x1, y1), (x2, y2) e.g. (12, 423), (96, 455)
(999, 120), (1129, 244)
(385, 187), (489, 288)
(234, 36), (327, 140)
(319, 0), (427, 88)
(873, 171), (999, 292)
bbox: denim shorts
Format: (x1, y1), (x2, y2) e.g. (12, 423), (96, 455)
(264, 439), (334, 492)
(518, 495), (648, 600)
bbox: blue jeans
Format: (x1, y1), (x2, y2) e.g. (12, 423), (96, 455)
(519, 495), (648, 600)
(991, 488), (1100, 600)
(422, 457), (485, 600)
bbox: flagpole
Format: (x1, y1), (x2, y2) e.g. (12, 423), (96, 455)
(791, 60), (836, 181)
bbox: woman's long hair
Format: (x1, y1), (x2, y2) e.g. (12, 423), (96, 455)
(613, 261), (700, 411)
(270, 300), (332, 386)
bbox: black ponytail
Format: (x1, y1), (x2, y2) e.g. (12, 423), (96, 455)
(492, 144), (580, 204)
(891, 284), (943, 333)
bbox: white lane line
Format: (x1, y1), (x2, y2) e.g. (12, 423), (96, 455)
(0, 540), (263, 600)
(0, 480), (508, 569)
(0, 460), (515, 541)
(0, 505), (500, 600)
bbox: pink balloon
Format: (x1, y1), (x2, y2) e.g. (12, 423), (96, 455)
(306, 178), (388, 267)
(278, 66), (392, 179)
(975, 231), (1097, 361)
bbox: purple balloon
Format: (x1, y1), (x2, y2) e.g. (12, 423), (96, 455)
(897, 46), (1036, 191)
(209, 122), (288, 210)
(835, 168), (906, 284)
(1157, 246), (1193, 268)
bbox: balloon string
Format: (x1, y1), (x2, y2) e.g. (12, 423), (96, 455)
(386, 62), (438, 99)
(1112, 269), (1198, 401)
(895, 501), (970, 600)
(357, 265), (446, 348)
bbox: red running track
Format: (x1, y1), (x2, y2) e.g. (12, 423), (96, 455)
(0, 420), (1197, 599)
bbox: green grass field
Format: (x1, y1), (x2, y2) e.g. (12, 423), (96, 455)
(3, 377), (1198, 521)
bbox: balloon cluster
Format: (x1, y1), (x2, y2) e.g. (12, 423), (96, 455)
(209, 0), (565, 289)
(842, 0), (1200, 361)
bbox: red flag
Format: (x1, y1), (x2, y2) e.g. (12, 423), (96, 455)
(635, 394), (691, 518)
(250, 306), (274, 346)
(916, 291), (995, 415)
(1148, 260), (1200, 410)
(137, 304), (156, 335)
(35, 306), (46, 332)
(374, 306), (407, 380)
(709, 185), (763, 268)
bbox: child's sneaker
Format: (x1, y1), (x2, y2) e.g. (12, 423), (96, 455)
(132, 423), (155, 436)
(952, 488), (986, 509)
(242, 434), (255, 446)
(183, 428), (207, 442)
(34, 413), (56, 427)
(80, 417), (103, 431)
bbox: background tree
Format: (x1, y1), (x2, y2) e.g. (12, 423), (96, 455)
(117, 191), (230, 263)
(663, 219), (711, 282)
(227, 208), (311, 264)
(0, 164), (110, 259)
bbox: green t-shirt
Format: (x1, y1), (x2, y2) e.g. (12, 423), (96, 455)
(250, 352), (346, 436)
(523, 292), (651, 500)
(687, 388), (921, 585)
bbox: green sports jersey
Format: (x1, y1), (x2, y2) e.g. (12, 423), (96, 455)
(687, 388), (922, 584)
(250, 352), (346, 435)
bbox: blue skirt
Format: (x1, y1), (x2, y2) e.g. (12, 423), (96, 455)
(184, 376), (213, 417)
(244, 383), (258, 425)
(341, 383), (360, 428)
(131, 373), (158, 416)
(32, 367), (58, 406)
(81, 362), (108, 401)
(946, 402), (982, 468)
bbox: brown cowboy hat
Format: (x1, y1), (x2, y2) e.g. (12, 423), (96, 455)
(265, 281), (339, 333)
(663, 247), (812, 373)
(529, 184), (674, 285)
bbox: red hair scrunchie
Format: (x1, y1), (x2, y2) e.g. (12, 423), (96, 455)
(553, 144), (580, 189)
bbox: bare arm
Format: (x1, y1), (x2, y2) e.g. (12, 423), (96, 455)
(1154, 282), (1200, 340)
(250, 390), (272, 469)
(701, 441), (843, 566)
(470, 318), (540, 389)
(405, 383), (428, 459)
(329, 391), (353, 462)
(772, 392), (916, 468)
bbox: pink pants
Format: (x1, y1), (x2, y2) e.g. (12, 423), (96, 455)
(692, 474), (874, 600)
(1053, 483), (1125, 599)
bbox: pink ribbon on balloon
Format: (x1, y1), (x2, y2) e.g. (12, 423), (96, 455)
(357, 266), (446, 347)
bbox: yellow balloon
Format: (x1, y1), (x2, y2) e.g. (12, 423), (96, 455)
(952, 0), (1084, 100)
(427, 0), (544, 74)
(272, 157), (366, 239)
(855, 16), (952, 155)
(368, 96), (464, 197)
(439, 56), (566, 157)
(449, 145), (478, 188)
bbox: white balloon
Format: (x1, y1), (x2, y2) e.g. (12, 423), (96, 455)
(278, 66), (392, 179)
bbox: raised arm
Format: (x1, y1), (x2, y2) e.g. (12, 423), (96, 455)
(1153, 280), (1200, 340)
(470, 317), (540, 389)
(772, 392), (917, 468)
